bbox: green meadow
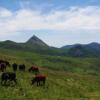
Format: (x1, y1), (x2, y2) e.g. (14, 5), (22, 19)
(0, 48), (100, 100)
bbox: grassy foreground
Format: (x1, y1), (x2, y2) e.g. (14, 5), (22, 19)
(0, 67), (100, 100)
(0, 49), (100, 100)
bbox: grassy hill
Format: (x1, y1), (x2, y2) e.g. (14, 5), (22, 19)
(0, 48), (100, 100)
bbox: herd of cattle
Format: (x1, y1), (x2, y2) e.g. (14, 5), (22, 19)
(0, 59), (46, 86)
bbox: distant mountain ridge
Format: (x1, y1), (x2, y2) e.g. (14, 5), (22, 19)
(61, 42), (100, 57)
(0, 35), (65, 56)
(0, 35), (100, 57)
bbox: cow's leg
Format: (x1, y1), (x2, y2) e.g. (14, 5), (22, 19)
(41, 81), (44, 86)
(37, 81), (39, 86)
(43, 80), (45, 86)
(40, 81), (42, 86)
(39, 81), (41, 86)
(4, 66), (6, 71)
(37, 82), (38, 86)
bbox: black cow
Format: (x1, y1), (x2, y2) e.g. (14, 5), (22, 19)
(1, 72), (17, 85)
(0, 63), (6, 72)
(32, 75), (46, 86)
(19, 64), (25, 71)
(12, 63), (18, 71)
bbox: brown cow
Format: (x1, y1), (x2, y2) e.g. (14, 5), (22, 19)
(0, 60), (10, 66)
(0, 60), (10, 72)
(32, 75), (46, 86)
(29, 66), (39, 73)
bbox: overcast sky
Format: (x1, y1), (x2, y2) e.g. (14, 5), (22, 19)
(0, 0), (100, 47)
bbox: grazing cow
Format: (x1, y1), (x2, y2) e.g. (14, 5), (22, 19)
(12, 63), (18, 71)
(0, 60), (10, 66)
(0, 60), (10, 72)
(1, 72), (17, 85)
(19, 64), (25, 71)
(28, 66), (39, 73)
(0, 63), (6, 72)
(32, 75), (46, 86)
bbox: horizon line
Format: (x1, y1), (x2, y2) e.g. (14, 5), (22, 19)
(0, 35), (100, 48)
